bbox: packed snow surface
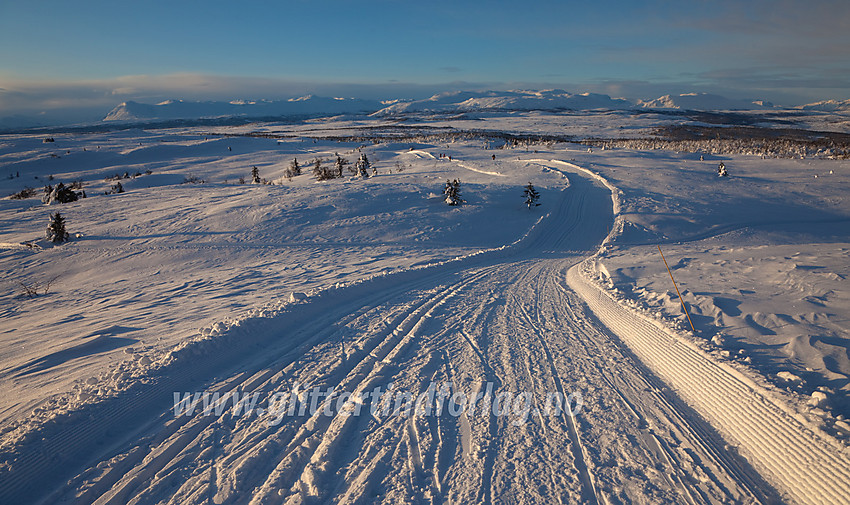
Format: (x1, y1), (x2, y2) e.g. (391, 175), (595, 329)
(0, 111), (849, 504)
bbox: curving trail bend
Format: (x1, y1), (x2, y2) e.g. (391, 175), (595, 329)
(6, 160), (837, 504)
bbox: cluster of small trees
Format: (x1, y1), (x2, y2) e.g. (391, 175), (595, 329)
(277, 153), (374, 182)
(8, 171), (147, 201)
(303, 130), (568, 151)
(10, 180), (89, 202)
(107, 181), (124, 194)
(105, 170), (150, 182)
(42, 182), (86, 204)
(10, 187), (37, 200)
(585, 137), (850, 160)
(312, 157), (338, 181)
(314, 153), (374, 180)
(241, 153), (375, 185)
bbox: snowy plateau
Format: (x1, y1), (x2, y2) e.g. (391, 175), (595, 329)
(1, 98), (850, 505)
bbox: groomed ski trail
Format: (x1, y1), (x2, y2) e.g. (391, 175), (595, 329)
(4, 160), (813, 504)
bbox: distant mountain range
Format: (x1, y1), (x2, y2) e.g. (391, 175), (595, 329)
(2, 91), (848, 130)
(103, 96), (383, 122)
(370, 89), (633, 115)
(102, 91), (850, 123)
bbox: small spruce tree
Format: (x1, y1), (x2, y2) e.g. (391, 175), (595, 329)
(444, 179), (464, 206)
(334, 154), (348, 177)
(522, 182), (540, 209)
(251, 166), (261, 184)
(46, 212), (69, 243)
(356, 154), (371, 178)
(290, 158), (301, 176)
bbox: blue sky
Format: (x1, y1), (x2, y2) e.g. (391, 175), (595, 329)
(1, 0), (848, 122)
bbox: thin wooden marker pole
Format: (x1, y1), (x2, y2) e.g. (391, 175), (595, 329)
(658, 245), (697, 335)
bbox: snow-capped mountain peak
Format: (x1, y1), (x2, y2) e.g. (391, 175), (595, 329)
(800, 99), (850, 112)
(638, 92), (774, 111)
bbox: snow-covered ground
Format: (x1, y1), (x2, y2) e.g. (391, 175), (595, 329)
(560, 146), (850, 420)
(0, 130), (561, 428)
(0, 112), (848, 504)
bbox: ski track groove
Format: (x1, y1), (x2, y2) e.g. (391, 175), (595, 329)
(234, 266), (496, 504)
(23, 260), (494, 505)
(562, 300), (716, 505)
(513, 271), (600, 505)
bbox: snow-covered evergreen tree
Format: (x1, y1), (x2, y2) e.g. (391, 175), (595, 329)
(46, 212), (69, 243)
(717, 162), (728, 177)
(356, 154), (371, 178)
(522, 182), (540, 209)
(444, 179), (464, 206)
(251, 166), (261, 184)
(283, 158), (300, 181)
(334, 154), (348, 177)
